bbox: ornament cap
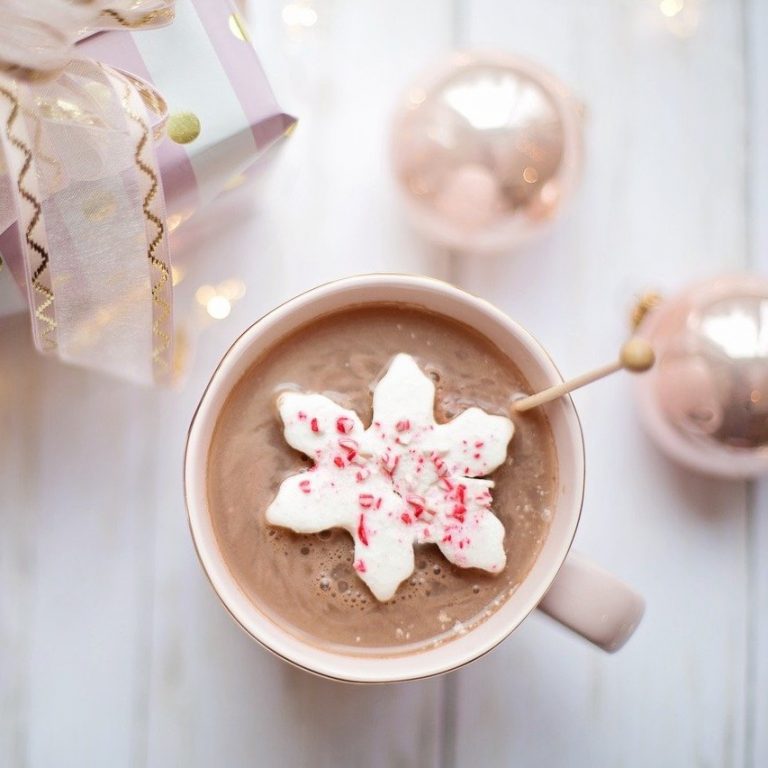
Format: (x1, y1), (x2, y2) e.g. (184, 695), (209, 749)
(630, 291), (663, 331)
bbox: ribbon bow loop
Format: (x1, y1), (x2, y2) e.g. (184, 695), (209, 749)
(0, 0), (174, 79)
(0, 0), (176, 385)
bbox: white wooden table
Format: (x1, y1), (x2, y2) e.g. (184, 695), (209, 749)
(2, 1), (766, 765)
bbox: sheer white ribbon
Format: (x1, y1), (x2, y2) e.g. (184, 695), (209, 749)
(0, 0), (175, 385)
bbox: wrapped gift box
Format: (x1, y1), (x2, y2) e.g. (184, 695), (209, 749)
(0, 0), (294, 319)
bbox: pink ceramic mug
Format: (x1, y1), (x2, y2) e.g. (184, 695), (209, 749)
(185, 274), (644, 682)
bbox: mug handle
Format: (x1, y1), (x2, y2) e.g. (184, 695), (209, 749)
(536, 551), (645, 652)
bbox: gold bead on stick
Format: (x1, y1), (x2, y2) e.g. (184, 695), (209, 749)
(619, 338), (655, 372)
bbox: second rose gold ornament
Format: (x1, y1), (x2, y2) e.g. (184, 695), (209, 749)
(633, 275), (768, 478)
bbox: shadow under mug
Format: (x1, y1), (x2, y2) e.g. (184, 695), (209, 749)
(185, 274), (645, 683)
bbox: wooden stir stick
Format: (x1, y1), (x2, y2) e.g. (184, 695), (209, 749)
(512, 338), (656, 413)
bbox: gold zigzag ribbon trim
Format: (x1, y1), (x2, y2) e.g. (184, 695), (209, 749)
(0, 84), (56, 349)
(121, 81), (171, 377)
(101, 7), (174, 28)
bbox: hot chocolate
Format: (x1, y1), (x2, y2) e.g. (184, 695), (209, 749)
(207, 303), (557, 655)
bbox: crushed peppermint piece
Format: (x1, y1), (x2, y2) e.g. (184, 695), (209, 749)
(336, 416), (354, 434)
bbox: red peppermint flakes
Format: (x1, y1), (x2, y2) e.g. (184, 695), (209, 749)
(338, 437), (358, 460)
(450, 504), (466, 523)
(357, 514), (369, 546)
(381, 452), (400, 477)
(406, 494), (426, 518)
(269, 354), (512, 595)
(432, 454), (448, 477)
(336, 416), (354, 434)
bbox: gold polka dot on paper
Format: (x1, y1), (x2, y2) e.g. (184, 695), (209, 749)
(228, 13), (251, 42)
(167, 112), (201, 144)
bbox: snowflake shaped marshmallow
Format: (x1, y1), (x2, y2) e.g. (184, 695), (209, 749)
(266, 354), (515, 601)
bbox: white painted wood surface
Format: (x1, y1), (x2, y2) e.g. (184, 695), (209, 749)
(747, 0), (768, 764)
(0, 1), (765, 766)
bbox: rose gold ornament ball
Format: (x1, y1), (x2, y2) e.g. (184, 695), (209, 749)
(390, 52), (583, 253)
(634, 274), (768, 478)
